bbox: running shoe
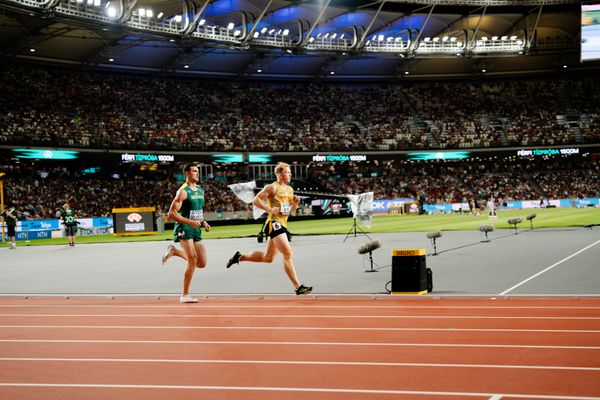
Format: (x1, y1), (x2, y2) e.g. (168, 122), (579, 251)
(179, 294), (198, 303)
(161, 244), (175, 265)
(226, 251), (242, 268)
(295, 284), (313, 295)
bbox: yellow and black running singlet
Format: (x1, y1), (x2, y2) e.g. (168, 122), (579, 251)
(267, 182), (294, 228)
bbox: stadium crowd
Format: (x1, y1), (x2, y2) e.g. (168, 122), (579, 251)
(2, 156), (597, 220)
(1, 64), (599, 152)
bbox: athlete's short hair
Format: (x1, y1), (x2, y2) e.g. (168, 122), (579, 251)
(274, 162), (290, 175)
(183, 163), (198, 174)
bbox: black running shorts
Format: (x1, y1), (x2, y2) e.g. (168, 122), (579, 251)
(263, 220), (289, 240)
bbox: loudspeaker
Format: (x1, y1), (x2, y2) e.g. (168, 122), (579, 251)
(426, 268), (433, 293)
(391, 249), (428, 294)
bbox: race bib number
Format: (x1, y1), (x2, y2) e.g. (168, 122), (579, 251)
(280, 203), (292, 216)
(190, 210), (204, 221)
(272, 222), (282, 231)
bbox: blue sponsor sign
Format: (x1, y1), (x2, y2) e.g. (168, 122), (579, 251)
(576, 198), (599, 207)
(92, 217), (113, 228)
(424, 204), (452, 213)
(18, 219), (60, 231)
(372, 199), (415, 213)
(15, 230), (52, 241)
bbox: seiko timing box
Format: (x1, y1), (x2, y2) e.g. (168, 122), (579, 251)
(391, 249), (432, 295)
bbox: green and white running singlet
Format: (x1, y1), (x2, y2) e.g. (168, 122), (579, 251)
(173, 183), (205, 243)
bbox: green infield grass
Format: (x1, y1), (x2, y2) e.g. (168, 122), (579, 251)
(3, 207), (599, 247)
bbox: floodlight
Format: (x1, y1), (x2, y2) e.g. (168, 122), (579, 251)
(492, 36), (498, 41)
(516, 40), (523, 45)
(283, 29), (289, 36)
(93, 0), (100, 6)
(108, 58), (114, 62)
(481, 36), (488, 41)
(234, 30), (241, 36)
(76, 0), (83, 3)
(309, 37), (315, 43)
(199, 19), (205, 26)
(323, 33), (329, 39)
(387, 37), (393, 42)
(340, 34), (345, 40)
(147, 9), (153, 18)
(184, 65), (189, 69)
(442, 36), (448, 42)
(29, 48), (36, 52)
(378, 34), (384, 41)
(253, 32), (259, 38)
(139, 8), (146, 16)
(433, 37), (440, 42)
(86, 0), (93, 5)
(269, 29), (275, 34)
(501, 35), (508, 40)
(424, 37), (431, 42)
(331, 33), (337, 39)
(510, 35), (517, 40)
(450, 37), (457, 42)
(157, 12), (163, 19)
(227, 22), (234, 30)
(107, 6), (117, 17)
(174, 15), (182, 23)
(330, 71), (335, 75)
(260, 27), (267, 34)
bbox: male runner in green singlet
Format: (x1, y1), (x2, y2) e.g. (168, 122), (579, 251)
(225, 162), (312, 295)
(161, 164), (211, 303)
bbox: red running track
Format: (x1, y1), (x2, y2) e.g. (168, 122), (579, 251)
(0, 296), (599, 400)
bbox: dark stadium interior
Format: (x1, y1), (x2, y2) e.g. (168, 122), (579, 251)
(0, 0), (599, 221)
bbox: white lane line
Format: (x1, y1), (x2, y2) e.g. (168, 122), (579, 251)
(2, 314), (599, 320)
(2, 339), (600, 350)
(0, 383), (597, 400)
(1, 357), (600, 371)
(488, 396), (503, 400)
(2, 325), (600, 333)
(500, 239), (600, 295)
(1, 305), (600, 309)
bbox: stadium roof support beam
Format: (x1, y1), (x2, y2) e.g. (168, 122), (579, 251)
(300, 0), (332, 47)
(184, 0), (212, 36)
(527, 5), (543, 49)
(409, 4), (435, 53)
(356, 0), (386, 49)
(242, 0), (273, 43)
(467, 5), (486, 51)
(386, 0), (576, 5)
(119, 0), (138, 24)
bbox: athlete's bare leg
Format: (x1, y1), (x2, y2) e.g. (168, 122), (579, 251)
(270, 234), (301, 289)
(178, 239), (198, 296)
(240, 238), (278, 263)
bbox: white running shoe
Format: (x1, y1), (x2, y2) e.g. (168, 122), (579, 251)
(179, 294), (198, 303)
(161, 244), (175, 265)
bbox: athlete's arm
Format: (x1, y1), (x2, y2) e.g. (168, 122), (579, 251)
(168, 189), (201, 228)
(291, 195), (301, 214)
(253, 184), (278, 215)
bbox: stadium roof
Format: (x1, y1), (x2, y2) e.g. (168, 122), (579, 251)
(0, 0), (595, 80)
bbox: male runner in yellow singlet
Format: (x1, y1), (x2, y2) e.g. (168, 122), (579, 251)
(226, 162), (312, 295)
(161, 164), (211, 303)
